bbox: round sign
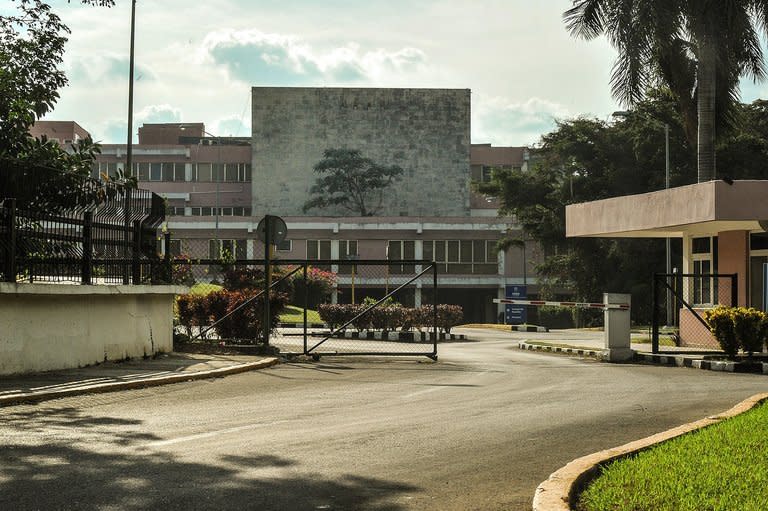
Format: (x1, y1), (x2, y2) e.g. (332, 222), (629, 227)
(256, 215), (288, 244)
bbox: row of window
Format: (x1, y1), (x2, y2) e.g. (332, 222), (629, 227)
(167, 239), (499, 275)
(92, 162), (252, 182)
(167, 207), (252, 217)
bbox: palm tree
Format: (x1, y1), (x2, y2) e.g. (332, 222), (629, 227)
(564, 0), (768, 182)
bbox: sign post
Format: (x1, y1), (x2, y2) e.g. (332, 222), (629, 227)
(257, 215), (288, 345)
(505, 285), (527, 324)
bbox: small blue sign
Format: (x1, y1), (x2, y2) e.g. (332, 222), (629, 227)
(505, 285), (527, 324)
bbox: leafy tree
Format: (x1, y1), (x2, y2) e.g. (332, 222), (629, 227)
(303, 148), (404, 216)
(0, 0), (128, 212)
(482, 93), (768, 323)
(564, 0), (768, 182)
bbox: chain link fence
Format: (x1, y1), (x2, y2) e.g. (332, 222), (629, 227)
(172, 258), (458, 359)
(652, 273), (737, 352)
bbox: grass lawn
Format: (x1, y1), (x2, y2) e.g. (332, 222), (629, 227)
(280, 305), (322, 324)
(577, 401), (768, 511)
(189, 283), (223, 295)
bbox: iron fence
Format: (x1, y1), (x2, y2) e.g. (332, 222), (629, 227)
(172, 258), (449, 360)
(651, 272), (737, 353)
(1, 190), (166, 285)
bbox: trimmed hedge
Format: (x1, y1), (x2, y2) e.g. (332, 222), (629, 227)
(176, 290), (288, 343)
(704, 305), (768, 359)
(317, 303), (463, 334)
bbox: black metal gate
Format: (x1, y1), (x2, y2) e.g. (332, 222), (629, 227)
(175, 258), (440, 360)
(651, 272), (737, 353)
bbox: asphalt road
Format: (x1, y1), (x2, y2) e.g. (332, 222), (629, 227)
(2, 333), (767, 511)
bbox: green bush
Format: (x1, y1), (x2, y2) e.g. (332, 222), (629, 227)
(704, 306), (768, 359)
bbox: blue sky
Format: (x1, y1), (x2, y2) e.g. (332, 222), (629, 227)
(41, 0), (768, 146)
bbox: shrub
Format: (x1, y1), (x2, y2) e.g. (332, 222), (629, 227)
(318, 304), (348, 330)
(705, 306), (740, 359)
(222, 265), (265, 291)
(211, 290), (289, 343)
(172, 254), (195, 286)
(292, 266), (336, 309)
(436, 304), (463, 333)
(732, 307), (765, 356)
(176, 294), (195, 337)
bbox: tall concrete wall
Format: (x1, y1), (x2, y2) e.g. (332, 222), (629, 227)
(251, 87), (471, 217)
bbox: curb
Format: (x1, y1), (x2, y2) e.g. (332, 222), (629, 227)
(532, 392), (768, 511)
(336, 331), (465, 342)
(634, 352), (768, 373)
(519, 342), (603, 359)
(0, 358), (279, 408)
(510, 325), (549, 332)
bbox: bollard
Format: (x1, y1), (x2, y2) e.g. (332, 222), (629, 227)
(603, 293), (633, 362)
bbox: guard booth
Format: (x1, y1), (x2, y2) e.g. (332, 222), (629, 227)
(566, 180), (768, 349)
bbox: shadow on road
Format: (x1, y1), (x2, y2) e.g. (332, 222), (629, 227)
(0, 407), (418, 511)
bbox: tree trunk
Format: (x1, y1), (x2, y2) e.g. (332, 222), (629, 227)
(697, 40), (716, 182)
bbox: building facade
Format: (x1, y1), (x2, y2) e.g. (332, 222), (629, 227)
(31, 87), (541, 323)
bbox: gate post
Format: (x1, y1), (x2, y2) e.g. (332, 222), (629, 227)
(603, 293), (633, 362)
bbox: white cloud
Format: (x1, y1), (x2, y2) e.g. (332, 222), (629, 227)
(200, 28), (426, 85)
(473, 96), (571, 147)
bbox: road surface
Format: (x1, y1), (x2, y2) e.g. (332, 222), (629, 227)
(1, 334), (766, 510)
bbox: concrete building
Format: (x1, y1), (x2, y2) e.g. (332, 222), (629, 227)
(31, 87), (541, 323)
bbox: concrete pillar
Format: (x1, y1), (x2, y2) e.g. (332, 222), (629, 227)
(603, 293), (633, 362)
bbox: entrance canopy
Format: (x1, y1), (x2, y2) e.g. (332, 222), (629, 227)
(566, 180), (768, 238)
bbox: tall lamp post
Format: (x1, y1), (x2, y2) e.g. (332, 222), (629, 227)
(613, 111), (673, 325)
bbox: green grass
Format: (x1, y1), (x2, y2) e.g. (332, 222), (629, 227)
(189, 283), (223, 295)
(577, 402), (768, 511)
(631, 335), (677, 347)
(280, 305), (322, 324)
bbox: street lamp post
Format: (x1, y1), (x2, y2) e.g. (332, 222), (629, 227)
(613, 111), (673, 325)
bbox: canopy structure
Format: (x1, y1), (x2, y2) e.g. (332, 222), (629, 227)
(566, 180), (768, 239)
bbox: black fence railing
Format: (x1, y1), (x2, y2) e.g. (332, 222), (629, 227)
(1, 189), (167, 285)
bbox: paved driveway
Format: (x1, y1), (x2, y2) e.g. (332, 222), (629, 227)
(1, 335), (766, 510)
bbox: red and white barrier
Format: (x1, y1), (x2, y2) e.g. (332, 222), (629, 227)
(493, 298), (629, 310)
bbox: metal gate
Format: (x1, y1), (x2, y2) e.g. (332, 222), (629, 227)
(174, 258), (440, 360)
(651, 272), (737, 354)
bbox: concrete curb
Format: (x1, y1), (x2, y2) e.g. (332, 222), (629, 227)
(532, 392), (768, 511)
(0, 358), (279, 408)
(510, 325), (549, 332)
(519, 341), (603, 359)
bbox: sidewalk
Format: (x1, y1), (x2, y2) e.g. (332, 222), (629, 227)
(0, 352), (278, 407)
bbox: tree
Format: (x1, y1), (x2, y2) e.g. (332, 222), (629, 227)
(302, 148), (405, 216)
(0, 0), (126, 212)
(481, 93), (768, 323)
(564, 0), (768, 182)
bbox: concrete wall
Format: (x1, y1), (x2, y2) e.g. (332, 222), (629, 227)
(251, 87), (471, 217)
(717, 230), (749, 307)
(0, 284), (183, 376)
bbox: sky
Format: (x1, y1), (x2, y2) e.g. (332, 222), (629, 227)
(35, 0), (768, 146)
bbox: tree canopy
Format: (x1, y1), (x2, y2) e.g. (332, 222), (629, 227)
(0, 0), (129, 211)
(564, 0), (768, 182)
(303, 148), (405, 217)
(479, 91), (768, 323)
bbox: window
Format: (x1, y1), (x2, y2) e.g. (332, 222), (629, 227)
(307, 240), (331, 270)
(150, 163), (162, 181)
(276, 239), (292, 252)
(423, 240), (499, 274)
(209, 239), (247, 260)
(168, 239), (182, 257)
(136, 162), (150, 181)
(196, 163), (212, 182)
(387, 240), (415, 274)
(691, 236), (715, 305)
(161, 163), (174, 181)
(338, 240), (358, 274)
